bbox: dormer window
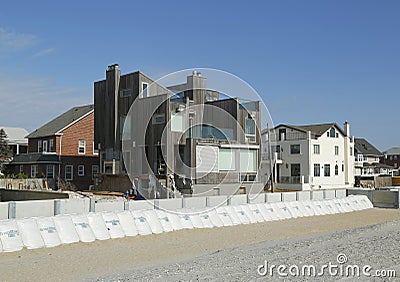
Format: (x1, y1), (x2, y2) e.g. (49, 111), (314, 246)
(329, 128), (336, 138)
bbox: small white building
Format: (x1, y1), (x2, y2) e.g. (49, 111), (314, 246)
(261, 122), (355, 191)
(0, 126), (28, 156)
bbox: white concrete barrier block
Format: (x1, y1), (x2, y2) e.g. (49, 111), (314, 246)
(296, 191), (311, 201)
(282, 192), (297, 202)
(311, 190), (324, 200)
(324, 190), (336, 200)
(128, 200), (155, 211)
(57, 198), (90, 215)
(95, 201), (125, 212)
(183, 197), (207, 209)
(229, 194), (248, 206)
(248, 193), (266, 204)
(155, 198), (183, 210)
(0, 202), (8, 220)
(15, 200), (54, 219)
(335, 189), (347, 198)
(266, 193), (282, 203)
(206, 195), (228, 207)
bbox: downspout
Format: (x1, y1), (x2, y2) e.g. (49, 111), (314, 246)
(58, 134), (63, 190)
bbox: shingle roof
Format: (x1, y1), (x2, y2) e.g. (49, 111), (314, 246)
(27, 104), (94, 138)
(10, 153), (60, 164)
(383, 147), (400, 155)
(0, 127), (28, 145)
(275, 123), (346, 137)
(354, 138), (382, 157)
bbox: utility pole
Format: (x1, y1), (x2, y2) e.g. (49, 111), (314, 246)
(266, 123), (275, 193)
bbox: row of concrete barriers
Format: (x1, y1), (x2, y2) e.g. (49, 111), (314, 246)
(0, 189), (350, 220)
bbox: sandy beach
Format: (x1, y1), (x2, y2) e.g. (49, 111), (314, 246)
(1, 208), (400, 281)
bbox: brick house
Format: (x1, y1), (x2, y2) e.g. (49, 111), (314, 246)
(9, 105), (99, 190)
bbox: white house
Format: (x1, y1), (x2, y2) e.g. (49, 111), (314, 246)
(261, 122), (355, 191)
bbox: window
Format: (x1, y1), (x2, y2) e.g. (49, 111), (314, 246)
(31, 165), (38, 178)
(19, 165), (23, 174)
(395, 156), (398, 160)
(314, 144), (320, 154)
(390, 155), (393, 160)
(278, 128), (286, 141)
(78, 140), (86, 154)
(219, 148), (236, 171)
(171, 112), (184, 132)
(152, 114), (165, 124)
(38, 140), (42, 152)
(314, 164), (320, 177)
(120, 89), (132, 97)
(350, 146), (353, 156)
(78, 165), (85, 176)
(92, 165), (99, 180)
(46, 165), (54, 178)
(142, 82), (148, 98)
(395, 163), (398, 168)
(290, 144), (300, 154)
(43, 140), (48, 152)
(335, 164), (339, 175)
(93, 142), (99, 155)
(240, 149), (257, 172)
(324, 164), (330, 177)
(342, 164), (344, 172)
(291, 163), (301, 177)
(49, 139), (54, 152)
(335, 146), (339, 155)
(245, 118), (256, 142)
(329, 128), (336, 138)
(65, 165), (73, 180)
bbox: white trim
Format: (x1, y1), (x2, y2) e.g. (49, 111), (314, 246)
(56, 109), (94, 134)
(220, 144), (260, 149)
(65, 165), (73, 181)
(78, 140), (86, 154)
(78, 165), (85, 176)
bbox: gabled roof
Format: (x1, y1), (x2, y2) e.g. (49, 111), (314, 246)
(0, 126), (28, 145)
(27, 105), (94, 138)
(10, 153), (60, 165)
(354, 138), (382, 157)
(383, 147), (400, 155)
(274, 123), (346, 137)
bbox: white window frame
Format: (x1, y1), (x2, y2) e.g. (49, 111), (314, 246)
(334, 146), (339, 155)
(49, 139), (54, 152)
(31, 165), (38, 178)
(78, 140), (86, 154)
(92, 165), (99, 180)
(314, 144), (320, 154)
(43, 140), (48, 153)
(38, 140), (42, 152)
(46, 165), (54, 179)
(65, 165), (73, 181)
(93, 142), (99, 155)
(78, 165), (85, 176)
(142, 82), (148, 98)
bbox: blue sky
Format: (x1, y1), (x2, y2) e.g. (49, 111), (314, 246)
(0, 0), (399, 151)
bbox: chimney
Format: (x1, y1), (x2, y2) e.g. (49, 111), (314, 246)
(344, 121), (350, 137)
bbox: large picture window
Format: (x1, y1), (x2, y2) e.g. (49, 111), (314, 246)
(240, 149), (257, 172)
(219, 148), (236, 171)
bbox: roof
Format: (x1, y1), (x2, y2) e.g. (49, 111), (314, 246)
(10, 153), (60, 165)
(27, 104), (94, 138)
(274, 123), (346, 137)
(0, 127), (28, 145)
(383, 147), (400, 155)
(354, 138), (382, 157)
(363, 162), (393, 169)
